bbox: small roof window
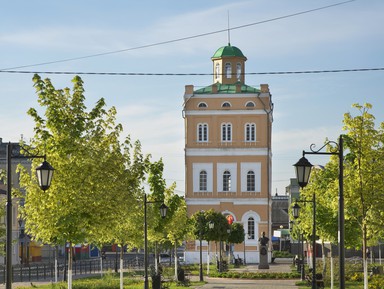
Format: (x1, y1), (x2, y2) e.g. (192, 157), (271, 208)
(222, 102), (231, 108)
(198, 102), (208, 108)
(245, 101), (255, 108)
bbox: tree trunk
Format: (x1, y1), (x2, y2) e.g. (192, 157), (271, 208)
(174, 242), (178, 280)
(330, 244), (334, 289)
(120, 245), (124, 289)
(363, 224), (368, 289)
(322, 241), (326, 277)
(68, 243), (73, 289)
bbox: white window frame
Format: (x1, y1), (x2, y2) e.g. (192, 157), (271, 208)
(246, 170), (255, 192)
(225, 62), (232, 78)
(221, 123), (232, 142)
(197, 123), (208, 142)
(242, 211), (261, 245)
(236, 63), (242, 80)
(245, 101), (255, 108)
(215, 63), (220, 79)
(245, 123), (256, 142)
(217, 163), (237, 192)
(193, 163), (213, 192)
(199, 170), (207, 191)
(240, 163), (261, 192)
(223, 170), (231, 192)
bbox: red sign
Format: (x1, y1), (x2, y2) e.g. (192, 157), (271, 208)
(226, 215), (234, 225)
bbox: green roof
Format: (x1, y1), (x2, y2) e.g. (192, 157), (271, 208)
(212, 44), (246, 59)
(194, 83), (260, 94)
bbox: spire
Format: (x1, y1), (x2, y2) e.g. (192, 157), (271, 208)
(227, 11), (231, 46)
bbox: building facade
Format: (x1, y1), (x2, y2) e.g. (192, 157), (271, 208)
(183, 44), (273, 263)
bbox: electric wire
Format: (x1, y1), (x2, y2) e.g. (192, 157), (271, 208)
(0, 67), (382, 76)
(0, 0), (356, 71)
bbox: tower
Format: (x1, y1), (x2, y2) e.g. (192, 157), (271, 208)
(182, 44), (273, 263)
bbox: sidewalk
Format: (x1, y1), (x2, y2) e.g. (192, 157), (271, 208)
(192, 258), (299, 289)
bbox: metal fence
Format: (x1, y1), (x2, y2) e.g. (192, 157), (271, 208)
(0, 257), (145, 284)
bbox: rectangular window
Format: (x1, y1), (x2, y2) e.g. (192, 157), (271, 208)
(248, 218), (255, 240)
(247, 171), (255, 191)
(245, 123), (255, 142)
(223, 171), (231, 191)
(222, 123), (232, 142)
(198, 124), (208, 142)
(199, 171), (207, 191)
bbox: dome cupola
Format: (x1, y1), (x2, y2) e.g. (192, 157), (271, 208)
(211, 44), (247, 85)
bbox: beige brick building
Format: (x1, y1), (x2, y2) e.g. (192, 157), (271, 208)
(182, 44), (273, 264)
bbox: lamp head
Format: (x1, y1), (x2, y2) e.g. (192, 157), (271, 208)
(293, 156), (313, 188)
(292, 202), (301, 219)
(159, 203), (168, 219)
(36, 160), (54, 191)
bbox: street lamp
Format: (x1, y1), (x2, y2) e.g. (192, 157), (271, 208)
(294, 135), (345, 289)
(292, 200), (316, 289)
(243, 232), (248, 265)
(207, 221), (214, 275)
(198, 211), (204, 282)
(143, 194), (168, 289)
(4, 143), (54, 289)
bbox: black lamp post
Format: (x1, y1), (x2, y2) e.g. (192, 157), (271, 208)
(207, 221), (214, 275)
(199, 214), (204, 282)
(292, 199), (316, 289)
(5, 142), (54, 289)
(292, 204), (305, 279)
(294, 135), (345, 289)
(143, 194), (168, 289)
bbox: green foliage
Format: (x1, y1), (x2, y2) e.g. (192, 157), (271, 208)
(369, 274), (384, 289)
(273, 250), (293, 258)
(228, 222), (245, 244)
(209, 271), (300, 279)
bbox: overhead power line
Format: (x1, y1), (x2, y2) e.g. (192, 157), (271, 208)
(0, 0), (356, 71)
(0, 67), (382, 76)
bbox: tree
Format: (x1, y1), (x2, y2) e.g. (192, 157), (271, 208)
(162, 187), (190, 279)
(342, 103), (384, 289)
(228, 222), (245, 245)
(200, 210), (230, 269)
(293, 103), (384, 289)
(18, 75), (132, 289)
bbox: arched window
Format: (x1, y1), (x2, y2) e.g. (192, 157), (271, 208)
(221, 123), (232, 142)
(222, 102), (231, 108)
(198, 102), (207, 108)
(248, 217), (255, 239)
(245, 123), (256, 142)
(225, 63), (232, 79)
(199, 170), (207, 191)
(236, 63), (242, 80)
(197, 123), (208, 142)
(223, 171), (231, 191)
(215, 63), (220, 79)
(247, 170), (255, 191)
(245, 101), (255, 108)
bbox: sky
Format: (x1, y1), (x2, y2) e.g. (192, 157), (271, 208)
(1, 0), (383, 196)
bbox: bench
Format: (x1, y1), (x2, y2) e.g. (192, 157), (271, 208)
(305, 273), (325, 289)
(234, 257), (243, 267)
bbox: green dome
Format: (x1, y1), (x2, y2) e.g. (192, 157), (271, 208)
(212, 44), (246, 59)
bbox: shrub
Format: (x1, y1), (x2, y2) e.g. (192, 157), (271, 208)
(273, 251), (294, 258)
(369, 274), (384, 289)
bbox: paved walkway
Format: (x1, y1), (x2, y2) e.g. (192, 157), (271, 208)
(2, 259), (299, 289)
(192, 259), (299, 289)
